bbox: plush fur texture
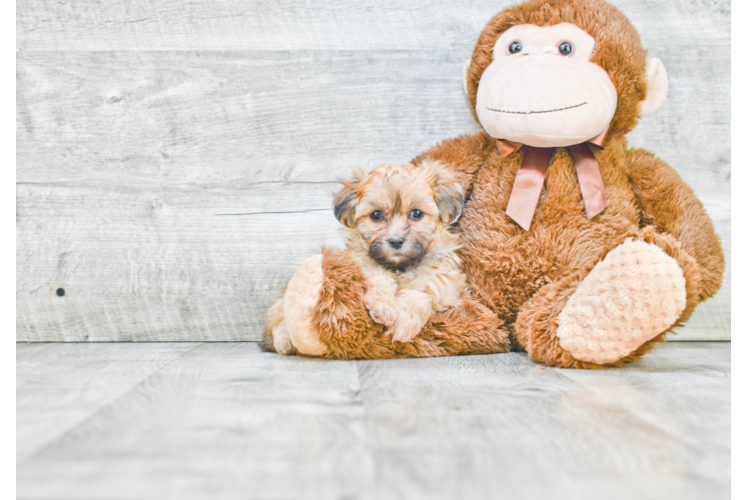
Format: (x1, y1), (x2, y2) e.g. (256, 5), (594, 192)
(262, 247), (512, 359)
(261, 0), (724, 367)
(313, 247), (511, 359)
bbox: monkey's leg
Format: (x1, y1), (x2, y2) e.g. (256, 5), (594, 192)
(514, 227), (703, 368)
(284, 248), (510, 359)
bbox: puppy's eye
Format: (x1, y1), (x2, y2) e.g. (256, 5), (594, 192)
(409, 209), (424, 220)
(558, 42), (573, 56)
(370, 210), (384, 221)
(508, 41), (523, 54)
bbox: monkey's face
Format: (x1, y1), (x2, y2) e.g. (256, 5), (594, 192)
(334, 163), (464, 273)
(474, 23), (617, 148)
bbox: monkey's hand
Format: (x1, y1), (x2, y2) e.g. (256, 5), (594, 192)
(391, 289), (433, 343)
(364, 272), (398, 328)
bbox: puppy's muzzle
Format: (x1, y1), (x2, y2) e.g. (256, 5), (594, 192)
(369, 235), (426, 272)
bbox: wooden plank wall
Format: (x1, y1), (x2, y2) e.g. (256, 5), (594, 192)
(16, 0), (731, 341)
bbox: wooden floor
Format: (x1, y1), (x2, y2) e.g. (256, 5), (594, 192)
(17, 341), (730, 500)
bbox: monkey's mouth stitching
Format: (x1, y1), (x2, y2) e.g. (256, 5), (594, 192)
(486, 102), (588, 114)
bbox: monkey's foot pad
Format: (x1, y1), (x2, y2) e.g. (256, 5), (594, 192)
(556, 239), (687, 364)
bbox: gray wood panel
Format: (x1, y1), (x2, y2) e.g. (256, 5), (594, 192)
(16, 341), (730, 499)
(18, 342), (370, 500)
(355, 342), (730, 500)
(16, 1), (730, 341)
(16, 342), (199, 461)
(16, 0), (730, 52)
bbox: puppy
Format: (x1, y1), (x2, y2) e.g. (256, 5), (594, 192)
(264, 160), (467, 354)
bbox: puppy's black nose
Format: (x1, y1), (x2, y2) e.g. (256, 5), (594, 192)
(388, 236), (405, 249)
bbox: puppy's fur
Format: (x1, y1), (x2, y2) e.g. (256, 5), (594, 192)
(264, 161), (467, 354)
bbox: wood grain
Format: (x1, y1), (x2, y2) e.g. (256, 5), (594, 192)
(16, 0), (730, 52)
(16, 342), (199, 461)
(18, 342), (372, 500)
(355, 342), (730, 500)
(16, 341), (730, 499)
(16, 1), (730, 341)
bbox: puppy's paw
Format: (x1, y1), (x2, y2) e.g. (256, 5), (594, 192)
(391, 289), (433, 343)
(273, 324), (297, 355)
(364, 273), (398, 323)
(391, 315), (427, 343)
(364, 287), (398, 328)
(366, 300), (398, 328)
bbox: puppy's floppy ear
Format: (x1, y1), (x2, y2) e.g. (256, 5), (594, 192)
(333, 168), (365, 227)
(422, 160), (465, 224)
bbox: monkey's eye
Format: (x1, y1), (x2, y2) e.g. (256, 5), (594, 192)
(558, 42), (573, 56)
(409, 209), (424, 220)
(370, 210), (384, 222)
(508, 41), (523, 54)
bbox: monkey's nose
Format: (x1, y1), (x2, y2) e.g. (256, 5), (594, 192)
(388, 237), (405, 249)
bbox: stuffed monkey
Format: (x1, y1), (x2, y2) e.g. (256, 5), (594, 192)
(262, 0), (724, 368)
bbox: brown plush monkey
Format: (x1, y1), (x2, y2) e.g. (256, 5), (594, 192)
(262, 0), (724, 368)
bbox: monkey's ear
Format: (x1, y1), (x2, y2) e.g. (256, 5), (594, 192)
(333, 169), (365, 228)
(640, 57), (668, 116)
(462, 59), (471, 95)
(424, 160), (465, 224)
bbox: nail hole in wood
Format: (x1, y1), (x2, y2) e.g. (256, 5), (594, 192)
(56, 288), (65, 297)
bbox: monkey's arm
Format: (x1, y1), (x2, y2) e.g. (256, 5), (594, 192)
(411, 132), (494, 198)
(626, 148), (725, 300)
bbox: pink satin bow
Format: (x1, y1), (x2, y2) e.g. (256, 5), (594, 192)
(499, 126), (609, 231)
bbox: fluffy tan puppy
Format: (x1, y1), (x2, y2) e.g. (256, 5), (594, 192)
(264, 160), (467, 354)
